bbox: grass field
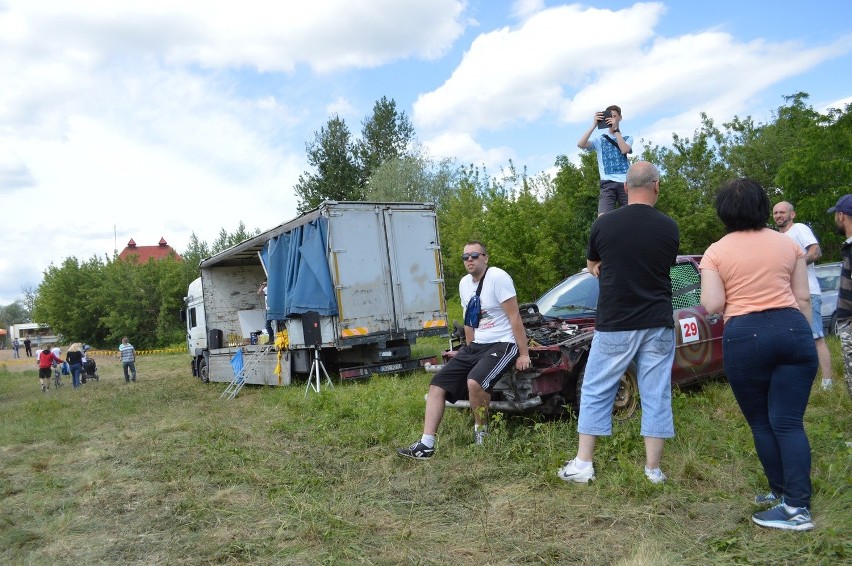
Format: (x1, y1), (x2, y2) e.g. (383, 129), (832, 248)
(0, 341), (850, 565)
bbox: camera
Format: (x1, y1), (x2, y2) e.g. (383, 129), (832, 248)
(596, 109), (613, 129)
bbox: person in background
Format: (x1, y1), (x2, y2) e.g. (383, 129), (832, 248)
(700, 178), (817, 531)
(12, 337), (20, 358)
(119, 336), (137, 383)
(37, 346), (64, 393)
(66, 343), (84, 389)
(828, 194), (852, 400)
(24, 336), (32, 357)
(577, 104), (633, 216)
(773, 201), (833, 390)
(258, 281), (274, 344)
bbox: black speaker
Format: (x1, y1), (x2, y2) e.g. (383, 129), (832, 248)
(208, 328), (223, 349)
(301, 312), (322, 347)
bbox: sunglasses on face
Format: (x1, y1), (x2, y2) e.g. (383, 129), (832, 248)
(462, 252), (485, 261)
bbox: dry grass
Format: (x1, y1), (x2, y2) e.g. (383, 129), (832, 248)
(0, 345), (850, 565)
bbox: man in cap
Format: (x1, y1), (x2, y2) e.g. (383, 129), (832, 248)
(829, 194), (852, 400)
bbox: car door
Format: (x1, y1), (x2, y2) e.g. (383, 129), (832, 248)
(670, 258), (725, 386)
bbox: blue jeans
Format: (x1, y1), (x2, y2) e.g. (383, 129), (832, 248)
(578, 327), (675, 437)
(723, 308), (817, 509)
(69, 363), (82, 388)
(123, 362), (137, 382)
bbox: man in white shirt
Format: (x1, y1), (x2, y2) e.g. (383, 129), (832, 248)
(773, 201), (833, 390)
(397, 241), (531, 459)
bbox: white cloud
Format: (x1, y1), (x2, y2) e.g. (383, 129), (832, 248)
(0, 0), (469, 304)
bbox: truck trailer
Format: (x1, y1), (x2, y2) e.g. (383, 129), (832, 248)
(182, 201), (449, 386)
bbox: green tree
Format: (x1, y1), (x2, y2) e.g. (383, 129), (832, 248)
(294, 115), (363, 212)
(358, 96), (416, 180)
(364, 154), (459, 208)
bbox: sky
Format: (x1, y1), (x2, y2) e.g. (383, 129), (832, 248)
(1, 0), (851, 307)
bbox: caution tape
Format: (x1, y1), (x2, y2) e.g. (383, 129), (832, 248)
(86, 347), (187, 357)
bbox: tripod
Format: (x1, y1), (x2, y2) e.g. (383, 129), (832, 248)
(305, 345), (334, 396)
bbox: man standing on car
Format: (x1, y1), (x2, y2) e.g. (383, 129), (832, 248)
(829, 195), (852, 400)
(773, 201), (833, 390)
(557, 161), (679, 484)
(396, 241), (531, 459)
(577, 105), (632, 216)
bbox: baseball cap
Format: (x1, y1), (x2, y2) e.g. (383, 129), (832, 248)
(827, 194), (852, 214)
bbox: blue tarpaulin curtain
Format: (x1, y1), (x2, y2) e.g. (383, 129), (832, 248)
(265, 217), (338, 320)
(230, 348), (244, 379)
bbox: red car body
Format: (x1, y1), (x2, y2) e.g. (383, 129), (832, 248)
(441, 255), (725, 417)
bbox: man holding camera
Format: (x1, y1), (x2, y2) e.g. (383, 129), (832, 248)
(578, 105), (633, 216)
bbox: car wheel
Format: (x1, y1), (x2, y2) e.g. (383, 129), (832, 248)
(830, 311), (838, 336)
(198, 356), (210, 383)
(574, 362), (639, 421)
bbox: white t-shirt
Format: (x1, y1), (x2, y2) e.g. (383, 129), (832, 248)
(459, 266), (518, 344)
(782, 223), (821, 295)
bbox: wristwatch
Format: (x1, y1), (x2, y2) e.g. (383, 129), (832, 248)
(612, 129), (621, 133)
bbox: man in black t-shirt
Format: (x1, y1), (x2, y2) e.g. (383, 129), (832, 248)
(557, 161), (680, 485)
(829, 194), (852, 400)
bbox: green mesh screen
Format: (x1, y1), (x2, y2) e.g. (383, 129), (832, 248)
(671, 263), (700, 310)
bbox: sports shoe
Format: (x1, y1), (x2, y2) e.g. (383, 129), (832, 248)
(821, 378), (833, 391)
(41, 383), (47, 393)
(557, 459), (595, 483)
(474, 429), (489, 445)
(754, 492), (780, 506)
(644, 466), (667, 484)
(397, 441), (434, 460)
(752, 503), (814, 531)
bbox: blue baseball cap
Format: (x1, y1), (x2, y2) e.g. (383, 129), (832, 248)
(827, 194), (852, 214)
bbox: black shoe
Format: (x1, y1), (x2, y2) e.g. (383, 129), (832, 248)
(397, 441), (434, 460)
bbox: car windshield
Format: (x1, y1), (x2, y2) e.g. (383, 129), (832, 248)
(815, 263), (841, 292)
(536, 271), (599, 318)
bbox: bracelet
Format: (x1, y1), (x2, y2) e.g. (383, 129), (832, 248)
(613, 129), (620, 133)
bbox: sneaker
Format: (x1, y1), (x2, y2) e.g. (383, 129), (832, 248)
(557, 459), (596, 483)
(754, 492), (781, 506)
(752, 503), (814, 531)
(644, 466), (667, 484)
(474, 430), (489, 445)
(821, 378), (833, 391)
(41, 384), (47, 393)
(397, 441), (434, 460)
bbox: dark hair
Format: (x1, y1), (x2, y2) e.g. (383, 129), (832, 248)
(715, 178), (769, 232)
(464, 241), (488, 255)
(605, 105), (622, 115)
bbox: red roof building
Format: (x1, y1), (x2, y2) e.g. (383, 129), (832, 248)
(118, 237), (182, 262)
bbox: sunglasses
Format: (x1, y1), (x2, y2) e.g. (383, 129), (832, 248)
(462, 252), (485, 261)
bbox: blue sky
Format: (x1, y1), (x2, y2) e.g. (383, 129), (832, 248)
(1, 0), (850, 306)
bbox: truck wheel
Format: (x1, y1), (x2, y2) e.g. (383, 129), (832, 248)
(574, 362), (639, 421)
(198, 357), (210, 383)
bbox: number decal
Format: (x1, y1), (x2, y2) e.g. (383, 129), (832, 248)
(680, 316), (699, 344)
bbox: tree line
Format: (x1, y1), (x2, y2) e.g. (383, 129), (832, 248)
(16, 92), (851, 349)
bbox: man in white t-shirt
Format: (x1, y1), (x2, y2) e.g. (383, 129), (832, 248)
(397, 241), (531, 459)
(773, 201), (833, 390)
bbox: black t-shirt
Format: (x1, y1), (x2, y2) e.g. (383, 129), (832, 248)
(66, 351), (83, 365)
(587, 204), (680, 331)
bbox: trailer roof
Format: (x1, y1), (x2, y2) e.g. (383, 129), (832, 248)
(198, 201), (433, 269)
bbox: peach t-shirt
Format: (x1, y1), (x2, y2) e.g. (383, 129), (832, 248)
(700, 228), (803, 321)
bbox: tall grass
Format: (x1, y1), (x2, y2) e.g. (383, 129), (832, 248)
(0, 343), (849, 565)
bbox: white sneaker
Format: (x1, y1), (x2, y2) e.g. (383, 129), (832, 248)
(644, 466), (667, 484)
(821, 379), (833, 391)
(557, 459), (595, 483)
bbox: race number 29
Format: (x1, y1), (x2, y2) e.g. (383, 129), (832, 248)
(680, 316), (699, 344)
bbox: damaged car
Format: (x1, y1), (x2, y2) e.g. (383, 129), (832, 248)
(437, 255), (725, 419)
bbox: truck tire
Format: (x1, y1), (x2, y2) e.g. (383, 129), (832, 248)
(198, 356), (210, 383)
(573, 362), (639, 421)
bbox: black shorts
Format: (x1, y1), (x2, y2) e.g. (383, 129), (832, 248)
(39, 367), (51, 379)
(430, 342), (518, 403)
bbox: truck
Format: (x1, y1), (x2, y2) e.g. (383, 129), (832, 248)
(181, 201), (449, 387)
